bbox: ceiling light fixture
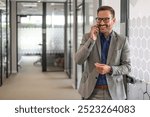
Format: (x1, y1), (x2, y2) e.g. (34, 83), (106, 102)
(37, 0), (42, 2)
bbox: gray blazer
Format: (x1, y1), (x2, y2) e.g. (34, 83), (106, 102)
(75, 31), (131, 100)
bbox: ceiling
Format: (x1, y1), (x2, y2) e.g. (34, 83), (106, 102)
(12, 0), (66, 2)
(1, 0), (93, 16)
(0, 0), (5, 9)
(0, 0), (66, 18)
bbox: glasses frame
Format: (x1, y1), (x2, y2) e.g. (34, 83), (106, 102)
(95, 17), (112, 23)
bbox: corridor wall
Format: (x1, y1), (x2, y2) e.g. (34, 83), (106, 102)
(128, 0), (150, 99)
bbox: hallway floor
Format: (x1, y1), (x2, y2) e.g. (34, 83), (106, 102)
(0, 56), (81, 100)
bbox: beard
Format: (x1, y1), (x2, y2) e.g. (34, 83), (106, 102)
(99, 24), (109, 32)
(98, 24), (109, 28)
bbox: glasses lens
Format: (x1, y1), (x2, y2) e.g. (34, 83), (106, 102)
(95, 17), (111, 23)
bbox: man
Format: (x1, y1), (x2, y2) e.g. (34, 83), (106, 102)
(74, 6), (131, 100)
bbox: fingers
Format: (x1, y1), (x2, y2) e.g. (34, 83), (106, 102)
(95, 63), (105, 67)
(95, 63), (104, 74)
(91, 25), (99, 33)
(95, 63), (108, 75)
(90, 25), (99, 40)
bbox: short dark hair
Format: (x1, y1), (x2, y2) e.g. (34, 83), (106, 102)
(97, 6), (115, 18)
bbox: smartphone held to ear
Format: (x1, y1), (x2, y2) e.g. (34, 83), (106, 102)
(90, 24), (100, 40)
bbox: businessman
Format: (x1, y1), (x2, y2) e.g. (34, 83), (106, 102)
(75, 6), (131, 100)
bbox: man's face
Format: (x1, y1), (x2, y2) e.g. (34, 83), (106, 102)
(96, 10), (115, 35)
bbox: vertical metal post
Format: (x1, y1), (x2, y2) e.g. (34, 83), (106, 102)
(82, 0), (85, 72)
(121, 0), (129, 37)
(64, 1), (68, 75)
(99, 0), (102, 6)
(120, 0), (129, 98)
(6, 0), (8, 77)
(126, 0), (129, 37)
(42, 2), (47, 72)
(74, 0), (77, 89)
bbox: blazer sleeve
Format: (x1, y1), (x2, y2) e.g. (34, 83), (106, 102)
(74, 33), (96, 65)
(111, 37), (131, 76)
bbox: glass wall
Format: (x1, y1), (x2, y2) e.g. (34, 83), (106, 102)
(2, 11), (6, 83)
(17, 16), (42, 55)
(46, 2), (65, 71)
(66, 0), (73, 78)
(75, 0), (99, 88)
(6, 0), (11, 77)
(0, 1), (7, 86)
(17, 2), (42, 69)
(17, 2), (65, 72)
(76, 0), (84, 88)
(66, 0), (79, 87)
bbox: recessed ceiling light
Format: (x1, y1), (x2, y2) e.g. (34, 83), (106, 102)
(37, 0), (41, 2)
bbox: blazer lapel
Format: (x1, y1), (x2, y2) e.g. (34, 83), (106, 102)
(107, 32), (117, 64)
(96, 34), (101, 61)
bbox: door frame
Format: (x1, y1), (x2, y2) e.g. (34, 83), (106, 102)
(74, 0), (85, 89)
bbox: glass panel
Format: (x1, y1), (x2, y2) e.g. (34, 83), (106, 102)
(2, 11), (6, 78)
(66, 0), (73, 78)
(76, 0), (99, 88)
(18, 16), (42, 55)
(77, 2), (83, 88)
(0, 10), (7, 85)
(46, 3), (65, 71)
(77, 0), (83, 6)
(84, 0), (95, 32)
(6, 0), (11, 77)
(17, 2), (42, 68)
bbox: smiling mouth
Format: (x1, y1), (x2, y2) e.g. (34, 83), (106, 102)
(97, 24), (107, 28)
(100, 25), (107, 27)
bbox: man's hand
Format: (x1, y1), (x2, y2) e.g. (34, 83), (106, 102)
(95, 63), (111, 75)
(90, 25), (99, 40)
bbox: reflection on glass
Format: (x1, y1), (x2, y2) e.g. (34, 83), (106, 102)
(2, 11), (7, 80)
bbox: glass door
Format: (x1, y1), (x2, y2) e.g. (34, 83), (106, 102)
(45, 2), (65, 72)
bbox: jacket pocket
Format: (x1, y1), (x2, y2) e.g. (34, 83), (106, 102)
(81, 72), (88, 83)
(114, 75), (123, 82)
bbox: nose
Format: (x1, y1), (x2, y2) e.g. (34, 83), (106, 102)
(99, 20), (105, 25)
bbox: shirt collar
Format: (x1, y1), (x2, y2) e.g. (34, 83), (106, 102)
(99, 31), (113, 41)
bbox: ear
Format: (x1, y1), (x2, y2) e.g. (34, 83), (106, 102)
(112, 18), (116, 23)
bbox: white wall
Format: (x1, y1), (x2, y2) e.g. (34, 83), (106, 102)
(130, 0), (150, 18)
(129, 0), (150, 82)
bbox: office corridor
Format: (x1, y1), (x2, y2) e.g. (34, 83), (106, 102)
(0, 56), (81, 100)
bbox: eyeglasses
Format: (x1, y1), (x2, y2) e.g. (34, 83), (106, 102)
(95, 17), (111, 23)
